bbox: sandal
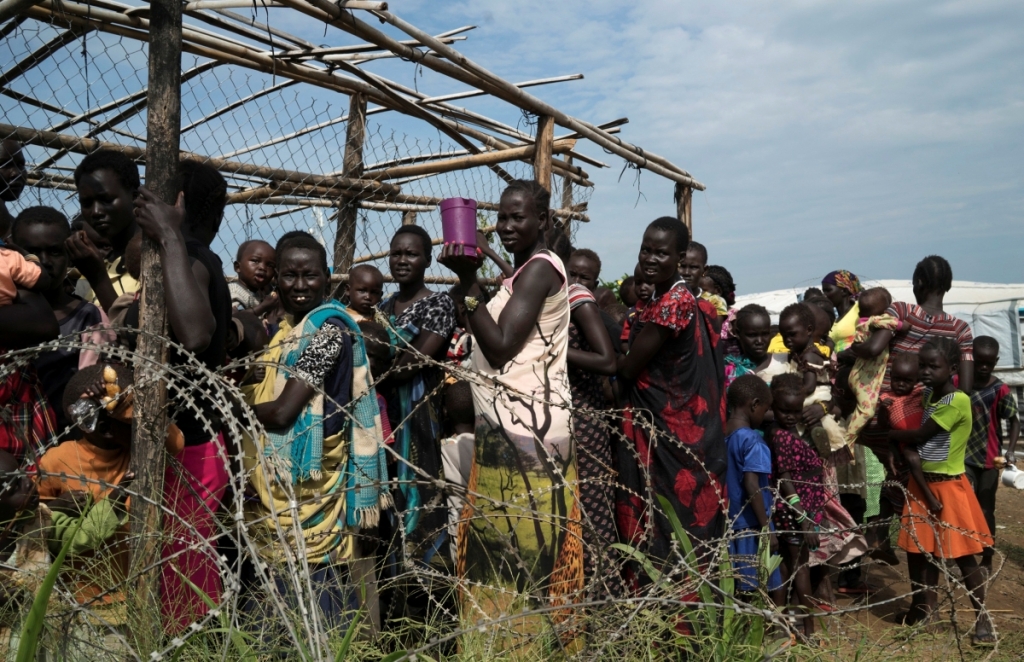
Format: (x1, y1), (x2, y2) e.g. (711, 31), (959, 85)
(971, 632), (997, 647)
(837, 583), (877, 595)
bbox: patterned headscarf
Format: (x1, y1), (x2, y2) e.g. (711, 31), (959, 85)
(822, 270), (863, 298)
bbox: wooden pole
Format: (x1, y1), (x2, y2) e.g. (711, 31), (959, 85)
(555, 155), (573, 238)
(674, 182), (692, 237)
(333, 92), (366, 274)
(363, 139), (573, 181)
(533, 115), (554, 192)
(129, 0), (179, 653)
(401, 210), (417, 226)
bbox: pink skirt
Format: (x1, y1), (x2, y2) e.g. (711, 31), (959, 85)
(160, 433), (229, 634)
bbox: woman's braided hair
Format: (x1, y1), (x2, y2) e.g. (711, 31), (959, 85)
(913, 255), (953, 295)
(501, 179), (550, 214)
(921, 336), (960, 369)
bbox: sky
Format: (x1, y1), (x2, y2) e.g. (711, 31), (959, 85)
(387, 0), (1024, 293)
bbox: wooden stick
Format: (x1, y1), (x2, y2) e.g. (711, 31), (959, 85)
(0, 122), (399, 197)
(362, 139), (572, 181)
(674, 182), (693, 236)
(128, 0), (177, 651)
(333, 92), (365, 274)
(534, 115), (554, 192)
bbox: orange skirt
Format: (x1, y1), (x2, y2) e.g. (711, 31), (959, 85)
(898, 474), (992, 558)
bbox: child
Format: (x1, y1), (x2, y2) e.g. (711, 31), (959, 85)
(230, 239), (277, 314)
(889, 337), (994, 642)
(698, 264), (733, 317)
(678, 239), (707, 294)
(618, 275), (637, 308)
(965, 336), (1019, 573)
(777, 303), (844, 456)
(620, 264), (654, 353)
(725, 374), (783, 601)
(358, 320), (394, 446)
(345, 264), (385, 322)
(13, 207), (105, 433)
(441, 381), (475, 561)
(36, 364), (183, 631)
(844, 287), (902, 445)
(768, 373), (825, 641)
(0, 232), (51, 306)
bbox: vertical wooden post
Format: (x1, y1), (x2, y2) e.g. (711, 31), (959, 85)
(333, 92), (366, 274)
(555, 155), (573, 239)
(674, 182), (692, 237)
(130, 0), (179, 653)
(401, 210), (417, 226)
(533, 114), (554, 193)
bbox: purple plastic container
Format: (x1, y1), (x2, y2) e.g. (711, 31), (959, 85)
(439, 197), (477, 253)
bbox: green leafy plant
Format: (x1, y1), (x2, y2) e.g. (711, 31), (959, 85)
(612, 495), (787, 662)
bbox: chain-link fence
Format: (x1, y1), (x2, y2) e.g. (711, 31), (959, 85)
(0, 4), (1011, 662)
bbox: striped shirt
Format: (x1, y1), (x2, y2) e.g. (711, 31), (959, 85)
(883, 302), (973, 391)
(567, 282), (597, 311)
(919, 389), (971, 475)
(966, 379), (1018, 469)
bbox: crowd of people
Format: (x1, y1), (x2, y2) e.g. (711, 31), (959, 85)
(0, 137), (1019, 652)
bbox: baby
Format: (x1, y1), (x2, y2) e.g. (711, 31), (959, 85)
(0, 240), (52, 306)
(345, 264), (385, 322)
(778, 302), (844, 457)
(620, 264), (655, 353)
(230, 239), (276, 314)
(844, 287), (903, 444)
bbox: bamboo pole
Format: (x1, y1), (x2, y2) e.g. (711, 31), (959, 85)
(334, 92), (365, 274)
(534, 115), (554, 192)
(363, 139), (572, 181)
(128, 0), (178, 652)
(0, 123), (399, 196)
(284, 0), (704, 189)
(674, 182), (692, 237)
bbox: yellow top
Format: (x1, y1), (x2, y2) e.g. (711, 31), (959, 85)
(829, 302), (861, 353)
(767, 334), (832, 358)
(74, 254), (140, 305)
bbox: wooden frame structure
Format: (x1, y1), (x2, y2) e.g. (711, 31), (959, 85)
(0, 2), (704, 654)
(2, 0), (704, 273)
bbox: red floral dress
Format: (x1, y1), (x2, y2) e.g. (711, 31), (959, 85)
(615, 281), (726, 563)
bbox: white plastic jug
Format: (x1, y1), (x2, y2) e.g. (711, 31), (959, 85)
(1002, 464), (1024, 489)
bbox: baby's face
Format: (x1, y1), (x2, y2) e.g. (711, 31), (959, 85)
(890, 362), (919, 396)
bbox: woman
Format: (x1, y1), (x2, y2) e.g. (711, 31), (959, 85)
(132, 160), (235, 632)
(439, 180), (580, 613)
(557, 243), (619, 595)
(376, 224), (458, 630)
(616, 216), (726, 563)
(847, 255), (974, 556)
(244, 231), (388, 630)
(822, 269), (863, 353)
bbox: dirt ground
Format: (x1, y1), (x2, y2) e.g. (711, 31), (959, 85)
(815, 484), (1024, 662)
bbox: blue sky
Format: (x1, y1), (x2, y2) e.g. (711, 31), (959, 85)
(4, 1), (1021, 293)
(390, 0), (1024, 292)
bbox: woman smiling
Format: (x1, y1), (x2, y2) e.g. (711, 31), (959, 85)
(243, 231), (389, 628)
(615, 217), (727, 564)
(440, 180), (580, 614)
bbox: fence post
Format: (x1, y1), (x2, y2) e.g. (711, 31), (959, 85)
(333, 92), (366, 274)
(129, 0), (180, 653)
(674, 182), (692, 237)
(533, 114), (554, 193)
(401, 210), (417, 226)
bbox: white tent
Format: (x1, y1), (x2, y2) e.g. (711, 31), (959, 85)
(734, 280), (1024, 386)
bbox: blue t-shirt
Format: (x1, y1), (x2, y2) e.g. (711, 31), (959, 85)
(725, 428), (774, 530)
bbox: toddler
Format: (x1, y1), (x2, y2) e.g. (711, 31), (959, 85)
(346, 264), (385, 322)
(230, 239), (276, 314)
(698, 264), (733, 317)
(441, 380), (475, 561)
(724, 375), (782, 601)
(620, 264), (655, 353)
(0, 239), (51, 306)
(777, 303), (844, 456)
(845, 287), (902, 445)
